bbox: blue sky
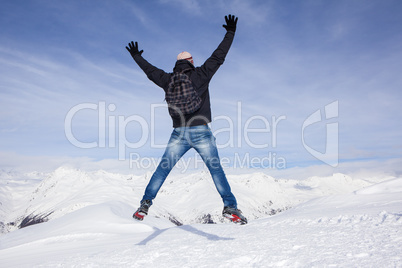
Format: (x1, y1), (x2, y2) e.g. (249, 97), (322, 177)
(1, 0), (402, 172)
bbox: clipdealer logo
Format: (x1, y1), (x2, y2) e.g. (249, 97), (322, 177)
(302, 101), (339, 167)
(64, 100), (339, 168)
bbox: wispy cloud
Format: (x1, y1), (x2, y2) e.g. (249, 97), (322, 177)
(159, 0), (202, 15)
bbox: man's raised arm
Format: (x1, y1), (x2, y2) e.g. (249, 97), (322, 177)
(198, 14), (238, 81)
(126, 41), (169, 89)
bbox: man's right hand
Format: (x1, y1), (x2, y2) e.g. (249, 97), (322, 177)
(126, 41), (144, 58)
(222, 14), (238, 32)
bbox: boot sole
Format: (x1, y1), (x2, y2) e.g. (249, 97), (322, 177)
(223, 213), (247, 225)
(133, 211), (146, 221)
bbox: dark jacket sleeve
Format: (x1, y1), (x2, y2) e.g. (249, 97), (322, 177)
(132, 54), (171, 89)
(193, 31), (235, 92)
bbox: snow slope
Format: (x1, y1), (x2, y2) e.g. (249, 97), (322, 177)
(0, 167), (401, 267)
(0, 167), (379, 231)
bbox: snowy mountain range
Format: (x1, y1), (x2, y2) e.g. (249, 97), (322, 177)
(0, 166), (401, 267)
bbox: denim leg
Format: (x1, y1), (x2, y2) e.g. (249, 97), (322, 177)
(141, 129), (190, 204)
(190, 126), (238, 208)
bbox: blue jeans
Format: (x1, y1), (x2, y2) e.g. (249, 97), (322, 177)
(141, 125), (237, 208)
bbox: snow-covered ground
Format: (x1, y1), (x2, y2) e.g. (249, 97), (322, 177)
(0, 166), (401, 267)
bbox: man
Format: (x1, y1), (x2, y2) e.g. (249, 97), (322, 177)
(126, 14), (247, 224)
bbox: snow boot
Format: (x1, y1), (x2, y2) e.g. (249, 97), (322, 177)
(222, 206), (248, 225)
(133, 200), (151, 221)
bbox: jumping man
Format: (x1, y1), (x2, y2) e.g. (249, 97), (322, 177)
(126, 14), (247, 224)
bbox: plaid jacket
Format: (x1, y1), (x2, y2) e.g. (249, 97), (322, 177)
(165, 69), (202, 118)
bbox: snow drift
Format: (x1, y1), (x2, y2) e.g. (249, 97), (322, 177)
(0, 167), (401, 267)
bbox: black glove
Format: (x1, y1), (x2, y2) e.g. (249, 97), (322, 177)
(222, 14), (238, 32)
(126, 41), (143, 57)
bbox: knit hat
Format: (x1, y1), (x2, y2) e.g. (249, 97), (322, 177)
(177, 51), (194, 65)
